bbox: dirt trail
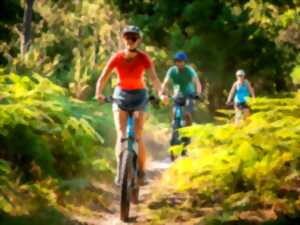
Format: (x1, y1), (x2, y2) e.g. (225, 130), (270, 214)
(79, 127), (171, 225)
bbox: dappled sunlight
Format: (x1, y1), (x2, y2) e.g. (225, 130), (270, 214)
(0, 0), (299, 224)
(148, 95), (300, 224)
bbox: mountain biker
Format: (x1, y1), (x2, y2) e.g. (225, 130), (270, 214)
(95, 25), (168, 185)
(161, 51), (202, 127)
(226, 69), (255, 122)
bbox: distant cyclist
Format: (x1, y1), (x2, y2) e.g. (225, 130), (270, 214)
(95, 25), (167, 185)
(161, 51), (202, 127)
(226, 69), (255, 122)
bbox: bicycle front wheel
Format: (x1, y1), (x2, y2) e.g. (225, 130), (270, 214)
(131, 153), (139, 204)
(120, 151), (134, 222)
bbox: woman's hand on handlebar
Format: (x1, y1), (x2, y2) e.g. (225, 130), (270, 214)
(96, 94), (106, 103)
(194, 93), (202, 100)
(191, 93), (204, 101)
(226, 101), (234, 107)
(159, 93), (169, 105)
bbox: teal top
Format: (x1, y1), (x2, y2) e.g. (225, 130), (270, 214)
(234, 80), (250, 103)
(166, 65), (197, 96)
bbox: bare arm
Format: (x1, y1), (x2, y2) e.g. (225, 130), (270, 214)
(161, 75), (170, 95)
(146, 66), (163, 95)
(147, 66), (169, 104)
(95, 64), (114, 100)
(193, 76), (202, 95)
(226, 82), (237, 103)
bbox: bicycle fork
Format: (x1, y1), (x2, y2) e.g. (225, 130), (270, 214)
(127, 114), (139, 188)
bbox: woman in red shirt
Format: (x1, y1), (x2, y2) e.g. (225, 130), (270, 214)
(96, 26), (167, 185)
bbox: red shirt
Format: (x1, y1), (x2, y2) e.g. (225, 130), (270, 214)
(107, 51), (153, 90)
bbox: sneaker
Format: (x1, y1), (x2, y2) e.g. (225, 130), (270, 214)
(138, 171), (149, 186)
(114, 176), (120, 186)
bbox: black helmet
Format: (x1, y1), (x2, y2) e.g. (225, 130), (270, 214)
(122, 25), (143, 38)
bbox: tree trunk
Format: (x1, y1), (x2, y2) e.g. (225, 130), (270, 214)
(22, 0), (34, 57)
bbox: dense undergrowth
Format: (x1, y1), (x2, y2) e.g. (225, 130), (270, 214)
(0, 70), (115, 224)
(149, 93), (300, 224)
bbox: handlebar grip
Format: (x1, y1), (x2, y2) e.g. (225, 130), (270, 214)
(148, 95), (156, 101)
(104, 96), (113, 103)
(226, 102), (234, 107)
(192, 94), (204, 101)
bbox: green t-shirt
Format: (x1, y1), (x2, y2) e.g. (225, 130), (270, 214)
(166, 65), (197, 96)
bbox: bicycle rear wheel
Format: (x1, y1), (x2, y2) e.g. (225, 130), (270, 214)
(120, 151), (133, 222)
(235, 110), (243, 124)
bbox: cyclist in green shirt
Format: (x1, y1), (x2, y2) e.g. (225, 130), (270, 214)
(161, 51), (202, 126)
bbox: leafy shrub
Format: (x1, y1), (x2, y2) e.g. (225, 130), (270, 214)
(162, 93), (300, 222)
(0, 71), (112, 180)
(291, 65), (300, 85)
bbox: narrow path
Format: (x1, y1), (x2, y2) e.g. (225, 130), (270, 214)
(97, 127), (171, 225)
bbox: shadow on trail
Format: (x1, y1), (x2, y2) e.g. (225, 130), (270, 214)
(204, 216), (300, 225)
(125, 216), (138, 223)
(0, 207), (81, 225)
(98, 127), (172, 225)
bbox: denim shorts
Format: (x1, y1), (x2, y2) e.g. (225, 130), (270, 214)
(235, 102), (250, 110)
(112, 86), (148, 112)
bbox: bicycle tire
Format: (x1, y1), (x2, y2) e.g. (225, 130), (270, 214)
(131, 153), (139, 204)
(170, 151), (176, 161)
(120, 151), (133, 222)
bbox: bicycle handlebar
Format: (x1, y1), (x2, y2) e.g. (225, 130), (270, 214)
(103, 95), (159, 104)
(226, 102), (234, 107)
(170, 94), (204, 101)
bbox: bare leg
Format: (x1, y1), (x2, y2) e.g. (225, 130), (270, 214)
(113, 110), (128, 179)
(134, 111), (146, 173)
(243, 108), (251, 122)
(184, 112), (193, 126)
(234, 106), (241, 124)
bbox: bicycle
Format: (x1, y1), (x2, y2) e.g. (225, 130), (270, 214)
(105, 96), (156, 222)
(226, 102), (248, 124)
(169, 94), (201, 161)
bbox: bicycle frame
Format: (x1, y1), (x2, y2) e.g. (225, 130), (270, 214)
(127, 112), (139, 178)
(174, 104), (184, 129)
(104, 96), (153, 221)
(170, 98), (187, 161)
(126, 112), (136, 153)
(170, 95), (200, 160)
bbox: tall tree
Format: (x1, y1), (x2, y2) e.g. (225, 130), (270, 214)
(0, 0), (23, 64)
(22, 0), (34, 56)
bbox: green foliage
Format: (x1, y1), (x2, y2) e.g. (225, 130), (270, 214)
(113, 0), (298, 111)
(0, 70), (116, 223)
(0, 70), (112, 179)
(161, 93), (300, 222)
(0, 0), (298, 109)
(0, 160), (13, 213)
(291, 65), (300, 85)
(0, 159), (10, 176)
(1, 0), (126, 97)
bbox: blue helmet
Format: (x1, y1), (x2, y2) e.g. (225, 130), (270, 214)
(174, 51), (188, 61)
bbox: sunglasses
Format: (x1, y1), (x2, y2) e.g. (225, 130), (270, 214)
(124, 35), (139, 42)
